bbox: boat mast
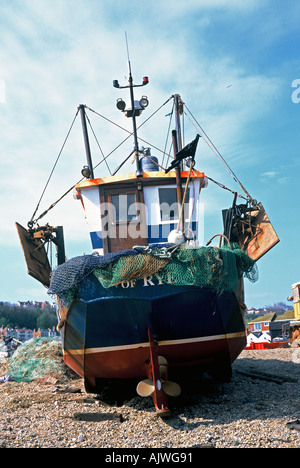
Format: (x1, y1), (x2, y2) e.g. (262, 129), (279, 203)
(174, 94), (183, 153)
(173, 94), (184, 233)
(78, 104), (94, 179)
(127, 60), (143, 177)
(113, 34), (149, 178)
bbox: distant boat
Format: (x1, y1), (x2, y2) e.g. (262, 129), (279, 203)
(16, 59), (279, 415)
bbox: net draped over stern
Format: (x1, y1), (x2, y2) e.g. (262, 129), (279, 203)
(48, 244), (258, 309)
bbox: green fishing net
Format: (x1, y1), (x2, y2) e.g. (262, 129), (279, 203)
(93, 243), (258, 290)
(50, 243), (258, 308)
(7, 337), (67, 382)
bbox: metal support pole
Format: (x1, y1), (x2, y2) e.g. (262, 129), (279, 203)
(174, 95), (183, 154)
(54, 226), (65, 265)
(79, 104), (94, 179)
(172, 130), (184, 233)
(128, 74), (143, 177)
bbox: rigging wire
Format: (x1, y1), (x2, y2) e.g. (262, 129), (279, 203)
(162, 101), (174, 168)
(184, 104), (253, 201)
(29, 108), (80, 226)
(31, 182), (81, 225)
(86, 98), (174, 174)
(87, 95), (174, 165)
(29, 94), (252, 226)
(84, 112), (112, 175)
(29, 98), (173, 225)
(205, 176), (248, 201)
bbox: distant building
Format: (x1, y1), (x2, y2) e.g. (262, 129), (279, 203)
(6, 328), (34, 342)
(4, 327), (59, 343)
(247, 331), (271, 345)
(16, 300), (55, 309)
(33, 327), (58, 338)
(246, 307), (268, 315)
(16, 301), (34, 308)
(248, 313), (276, 333)
(248, 310), (294, 341)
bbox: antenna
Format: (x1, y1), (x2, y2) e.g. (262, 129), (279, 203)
(112, 34), (149, 177)
(125, 31), (132, 76)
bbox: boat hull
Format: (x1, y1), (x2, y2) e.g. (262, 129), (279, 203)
(60, 282), (246, 392)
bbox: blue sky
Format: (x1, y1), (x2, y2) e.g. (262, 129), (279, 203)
(0, 0), (299, 308)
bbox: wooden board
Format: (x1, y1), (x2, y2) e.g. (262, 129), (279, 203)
(244, 203), (279, 261)
(15, 222), (51, 287)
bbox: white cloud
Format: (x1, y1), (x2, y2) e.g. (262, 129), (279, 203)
(0, 0), (282, 250)
(0, 0), (287, 293)
(0, 0), (296, 307)
(260, 171), (278, 179)
(259, 171), (289, 185)
(0, 80), (6, 103)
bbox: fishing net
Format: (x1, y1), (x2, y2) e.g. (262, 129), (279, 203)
(48, 243), (258, 307)
(93, 251), (170, 288)
(7, 337), (68, 383)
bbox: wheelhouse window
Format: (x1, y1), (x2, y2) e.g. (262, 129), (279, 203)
(159, 187), (190, 222)
(111, 193), (137, 223)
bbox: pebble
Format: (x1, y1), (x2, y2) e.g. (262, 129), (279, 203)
(0, 348), (300, 448)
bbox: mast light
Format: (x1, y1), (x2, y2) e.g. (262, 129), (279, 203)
(116, 98), (126, 111)
(81, 165), (91, 179)
(139, 96), (149, 108)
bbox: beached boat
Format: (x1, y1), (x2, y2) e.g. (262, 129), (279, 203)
(16, 59), (279, 415)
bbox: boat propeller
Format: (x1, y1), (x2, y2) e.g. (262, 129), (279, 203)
(136, 329), (181, 416)
(136, 356), (181, 398)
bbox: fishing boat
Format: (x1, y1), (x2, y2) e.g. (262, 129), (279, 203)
(16, 57), (279, 415)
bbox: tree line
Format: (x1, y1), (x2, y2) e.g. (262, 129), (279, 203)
(0, 303), (57, 330)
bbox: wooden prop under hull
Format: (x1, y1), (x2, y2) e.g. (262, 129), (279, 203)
(136, 328), (181, 416)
